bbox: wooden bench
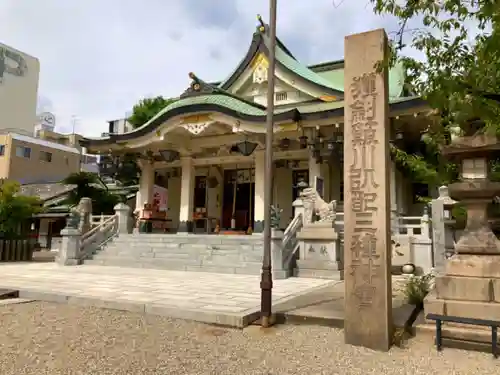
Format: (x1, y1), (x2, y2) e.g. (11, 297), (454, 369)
(426, 313), (500, 358)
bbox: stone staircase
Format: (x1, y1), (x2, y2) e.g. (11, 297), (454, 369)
(84, 234), (265, 275)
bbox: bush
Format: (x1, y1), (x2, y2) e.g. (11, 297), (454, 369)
(403, 270), (436, 306)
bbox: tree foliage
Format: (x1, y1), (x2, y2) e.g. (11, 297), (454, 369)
(62, 172), (123, 215)
(114, 154), (140, 186)
(372, 0), (499, 188)
(0, 180), (42, 236)
(127, 96), (176, 129)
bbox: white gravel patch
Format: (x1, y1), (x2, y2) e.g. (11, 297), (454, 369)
(1, 301), (499, 375)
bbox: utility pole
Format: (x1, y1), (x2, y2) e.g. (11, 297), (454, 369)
(260, 0), (278, 328)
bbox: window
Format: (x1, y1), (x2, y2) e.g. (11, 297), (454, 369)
(40, 151), (52, 162)
(275, 92), (288, 102)
(0, 145), (5, 156)
(15, 146), (31, 158)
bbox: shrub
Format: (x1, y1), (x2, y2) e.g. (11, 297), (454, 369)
(403, 270), (436, 306)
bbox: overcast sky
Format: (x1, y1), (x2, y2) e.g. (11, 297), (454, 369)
(1, 0), (410, 137)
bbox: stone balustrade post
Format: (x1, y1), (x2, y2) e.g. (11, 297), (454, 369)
(292, 198), (304, 219)
(431, 185), (457, 271)
(57, 228), (81, 266)
(271, 228), (288, 279)
(420, 205), (430, 238)
(114, 203), (132, 235)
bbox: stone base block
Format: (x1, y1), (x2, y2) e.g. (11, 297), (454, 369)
(296, 259), (339, 271)
(297, 225), (338, 241)
(425, 292), (500, 321)
(446, 254), (500, 278)
(423, 291), (445, 315)
(435, 275), (493, 302)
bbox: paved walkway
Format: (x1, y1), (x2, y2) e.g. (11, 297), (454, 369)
(0, 263), (336, 327)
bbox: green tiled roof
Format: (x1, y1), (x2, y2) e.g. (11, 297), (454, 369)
(273, 44), (344, 92)
(136, 94), (269, 131)
(315, 61), (406, 99)
(296, 101), (345, 113)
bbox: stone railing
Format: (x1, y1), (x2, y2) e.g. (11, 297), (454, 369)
(334, 210), (430, 239)
(282, 213), (303, 269)
(80, 215), (118, 259)
(56, 203), (132, 266)
(334, 207), (433, 273)
(270, 212), (303, 279)
(90, 214), (115, 228)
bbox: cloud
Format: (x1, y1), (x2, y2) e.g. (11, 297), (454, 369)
(0, 0), (411, 137)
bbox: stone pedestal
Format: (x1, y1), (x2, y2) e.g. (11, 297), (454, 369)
(57, 228), (81, 266)
(296, 224), (339, 277)
(114, 203), (132, 234)
(425, 254), (500, 321)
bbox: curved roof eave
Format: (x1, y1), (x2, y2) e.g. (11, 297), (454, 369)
(80, 96), (426, 149)
(80, 100), (300, 148)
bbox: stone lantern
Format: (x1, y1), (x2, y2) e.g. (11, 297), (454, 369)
(425, 133), (500, 336)
(443, 134), (500, 255)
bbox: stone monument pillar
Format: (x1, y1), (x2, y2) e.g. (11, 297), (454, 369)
(425, 133), (500, 331)
(343, 29), (393, 351)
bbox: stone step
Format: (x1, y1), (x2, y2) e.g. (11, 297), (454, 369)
(117, 242), (264, 251)
(84, 257), (263, 275)
(113, 234), (264, 244)
(102, 244), (263, 258)
(92, 251), (263, 263)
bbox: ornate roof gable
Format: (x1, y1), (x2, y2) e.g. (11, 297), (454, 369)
(218, 15), (344, 101)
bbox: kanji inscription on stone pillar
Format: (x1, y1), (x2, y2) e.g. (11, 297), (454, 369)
(343, 29), (392, 351)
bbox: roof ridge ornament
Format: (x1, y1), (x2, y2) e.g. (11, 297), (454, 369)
(180, 72), (221, 98)
(256, 14), (267, 33)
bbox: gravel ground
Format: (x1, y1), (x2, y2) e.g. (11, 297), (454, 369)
(1, 301), (499, 375)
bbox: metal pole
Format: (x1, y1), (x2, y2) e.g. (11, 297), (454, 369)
(260, 0), (278, 328)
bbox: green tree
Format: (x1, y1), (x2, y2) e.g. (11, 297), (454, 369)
(127, 96), (176, 129)
(62, 172), (123, 215)
(371, 0), (499, 188)
(0, 180), (42, 237)
(114, 153), (140, 186)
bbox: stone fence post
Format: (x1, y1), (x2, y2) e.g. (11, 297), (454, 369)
(57, 228), (81, 266)
(114, 203), (132, 235)
(431, 185), (457, 272)
(292, 198), (304, 219)
(420, 206), (430, 238)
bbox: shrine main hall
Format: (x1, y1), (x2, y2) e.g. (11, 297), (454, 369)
(81, 18), (429, 234)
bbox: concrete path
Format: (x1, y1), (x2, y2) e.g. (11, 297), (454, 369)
(0, 263), (337, 327)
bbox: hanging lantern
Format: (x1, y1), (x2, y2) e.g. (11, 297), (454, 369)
(159, 149), (180, 162)
(299, 135), (308, 149)
(317, 131), (324, 144)
(279, 137), (291, 150)
(235, 140), (258, 156)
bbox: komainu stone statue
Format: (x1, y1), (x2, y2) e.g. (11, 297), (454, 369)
(300, 187), (337, 225)
(66, 208), (81, 229)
